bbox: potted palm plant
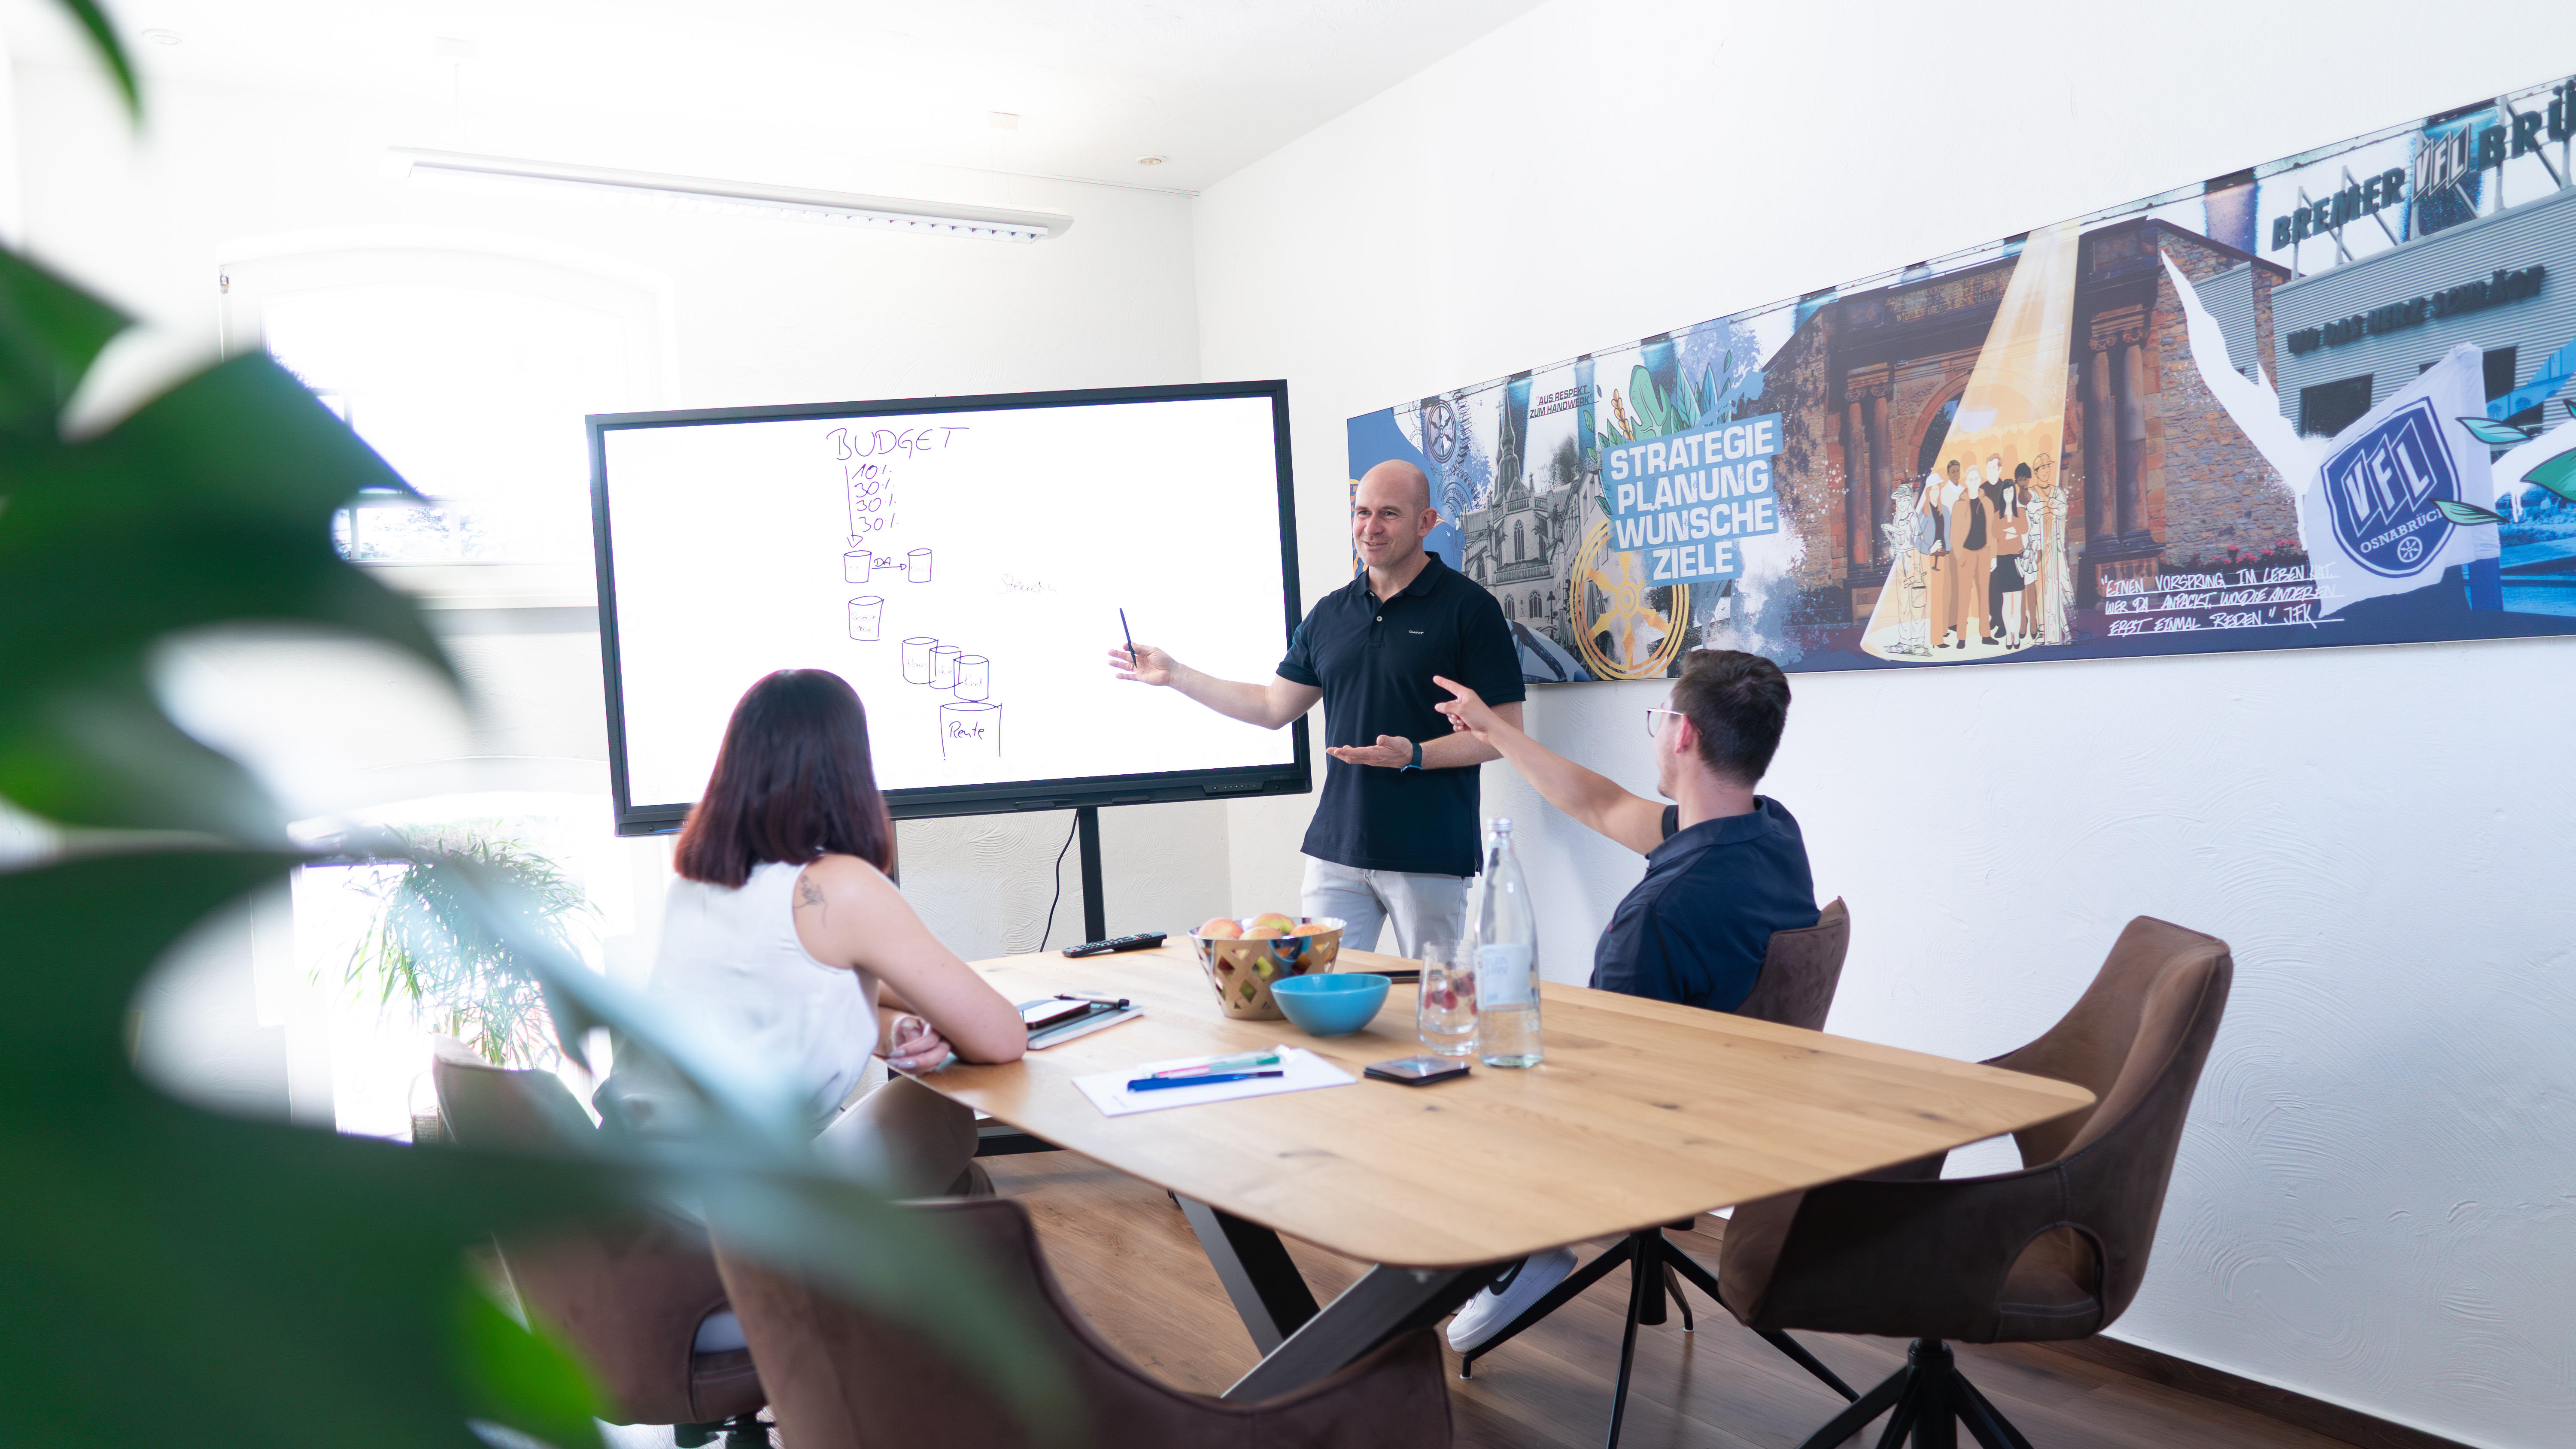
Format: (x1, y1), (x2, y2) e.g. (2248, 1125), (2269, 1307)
(343, 825), (596, 1073)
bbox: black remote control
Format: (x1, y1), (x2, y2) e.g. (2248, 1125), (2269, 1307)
(1062, 932), (1167, 958)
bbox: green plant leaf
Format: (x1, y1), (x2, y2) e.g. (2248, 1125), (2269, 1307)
(2434, 498), (2503, 525)
(0, 850), (625, 1448)
(2521, 447), (2576, 503)
(2, 847), (1076, 1447)
(52, 0), (142, 121)
(0, 246), (131, 441)
(0, 352), (448, 834)
(453, 1280), (606, 1449)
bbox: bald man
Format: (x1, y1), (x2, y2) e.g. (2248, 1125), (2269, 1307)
(1109, 460), (1525, 956)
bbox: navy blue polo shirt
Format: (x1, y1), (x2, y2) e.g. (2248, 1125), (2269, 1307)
(1277, 553), (1524, 876)
(1590, 797), (1817, 1012)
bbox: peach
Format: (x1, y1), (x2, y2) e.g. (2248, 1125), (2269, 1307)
(1289, 922), (1333, 937)
(1197, 917), (1244, 940)
(1243, 927), (1288, 940)
(1248, 912), (1297, 934)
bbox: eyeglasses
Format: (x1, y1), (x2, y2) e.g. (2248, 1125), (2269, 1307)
(1645, 706), (1683, 739)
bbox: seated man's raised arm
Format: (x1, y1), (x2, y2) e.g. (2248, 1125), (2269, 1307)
(1432, 675), (1667, 856)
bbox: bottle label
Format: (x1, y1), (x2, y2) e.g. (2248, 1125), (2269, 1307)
(1477, 943), (1534, 1006)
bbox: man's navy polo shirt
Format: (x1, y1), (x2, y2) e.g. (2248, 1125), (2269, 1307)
(1277, 553), (1523, 877)
(1590, 797), (1817, 1012)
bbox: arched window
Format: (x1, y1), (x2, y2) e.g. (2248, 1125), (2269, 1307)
(1501, 595), (1516, 620)
(1527, 591), (1543, 620)
(1513, 518), (1526, 561)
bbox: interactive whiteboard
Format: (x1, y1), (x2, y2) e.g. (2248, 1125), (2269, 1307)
(591, 382), (1307, 833)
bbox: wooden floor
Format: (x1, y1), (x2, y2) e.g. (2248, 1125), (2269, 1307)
(985, 1151), (2365, 1449)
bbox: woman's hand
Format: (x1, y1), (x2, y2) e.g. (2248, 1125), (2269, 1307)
(881, 1013), (956, 1073)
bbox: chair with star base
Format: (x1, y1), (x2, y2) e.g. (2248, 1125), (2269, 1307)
(1719, 915), (2234, 1449)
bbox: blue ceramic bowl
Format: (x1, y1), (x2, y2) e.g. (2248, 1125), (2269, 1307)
(1270, 972), (1390, 1037)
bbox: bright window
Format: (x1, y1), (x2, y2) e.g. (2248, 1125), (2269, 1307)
(222, 244), (665, 569)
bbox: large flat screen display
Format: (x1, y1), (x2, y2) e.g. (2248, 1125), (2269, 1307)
(591, 381), (1307, 833)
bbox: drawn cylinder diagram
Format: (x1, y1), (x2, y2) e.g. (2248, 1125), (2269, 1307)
(906, 547), (934, 584)
(939, 700), (1001, 760)
(843, 549), (872, 585)
(848, 596), (884, 642)
(953, 654), (990, 701)
(901, 637), (938, 685)
(928, 644), (962, 689)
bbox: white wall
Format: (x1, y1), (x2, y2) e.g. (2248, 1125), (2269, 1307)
(1195, 5), (2576, 1446)
(11, 57), (1235, 997)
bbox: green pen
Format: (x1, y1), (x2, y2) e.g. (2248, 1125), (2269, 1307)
(1153, 1051), (1281, 1079)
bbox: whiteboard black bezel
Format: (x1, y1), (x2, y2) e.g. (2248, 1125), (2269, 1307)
(587, 379), (1309, 835)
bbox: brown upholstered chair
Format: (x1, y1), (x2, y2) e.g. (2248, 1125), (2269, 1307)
(1719, 915), (2234, 1449)
(429, 1038), (769, 1446)
(1458, 898), (1854, 1446)
(714, 1195), (1452, 1449)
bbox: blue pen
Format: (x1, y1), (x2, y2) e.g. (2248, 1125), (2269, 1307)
(1126, 1070), (1285, 1092)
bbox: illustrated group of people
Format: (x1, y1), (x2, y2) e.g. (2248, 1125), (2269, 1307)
(613, 455), (1815, 1358)
(1890, 452), (2073, 652)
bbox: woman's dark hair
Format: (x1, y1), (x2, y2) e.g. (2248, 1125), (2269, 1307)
(1669, 649), (1792, 785)
(673, 670), (895, 887)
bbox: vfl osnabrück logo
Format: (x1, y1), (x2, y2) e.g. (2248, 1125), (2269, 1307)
(2321, 398), (2459, 577)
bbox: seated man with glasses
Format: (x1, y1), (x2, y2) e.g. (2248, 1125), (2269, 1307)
(1434, 647), (1817, 1012)
(1430, 648), (1818, 1349)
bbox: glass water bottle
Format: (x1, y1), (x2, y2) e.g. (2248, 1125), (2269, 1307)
(1471, 818), (1543, 1068)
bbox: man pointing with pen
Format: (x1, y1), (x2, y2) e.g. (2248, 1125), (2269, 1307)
(1107, 460), (1525, 956)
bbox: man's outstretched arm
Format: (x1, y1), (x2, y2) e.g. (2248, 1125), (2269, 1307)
(1109, 643), (1320, 729)
(1432, 675), (1665, 855)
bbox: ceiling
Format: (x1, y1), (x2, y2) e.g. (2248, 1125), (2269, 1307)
(3, 0), (1550, 194)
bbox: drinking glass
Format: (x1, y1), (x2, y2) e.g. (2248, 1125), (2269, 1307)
(1415, 939), (1479, 1058)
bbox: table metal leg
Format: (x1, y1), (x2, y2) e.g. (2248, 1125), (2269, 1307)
(1177, 1196), (1321, 1354)
(1222, 1262), (1495, 1401)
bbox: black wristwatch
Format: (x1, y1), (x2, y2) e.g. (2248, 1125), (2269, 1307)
(1401, 738), (1422, 772)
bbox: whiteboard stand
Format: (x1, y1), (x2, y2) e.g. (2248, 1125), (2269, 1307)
(1078, 806), (1107, 943)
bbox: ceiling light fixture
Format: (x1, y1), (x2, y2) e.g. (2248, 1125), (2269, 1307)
(388, 148), (1072, 243)
(987, 112), (1021, 130)
(1136, 155), (1168, 167)
(140, 27), (183, 45)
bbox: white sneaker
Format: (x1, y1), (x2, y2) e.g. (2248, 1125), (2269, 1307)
(1445, 1246), (1579, 1353)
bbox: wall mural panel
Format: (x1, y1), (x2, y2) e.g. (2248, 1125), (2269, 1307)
(1350, 72), (2576, 679)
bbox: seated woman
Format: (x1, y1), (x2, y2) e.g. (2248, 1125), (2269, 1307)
(612, 668), (1026, 1198)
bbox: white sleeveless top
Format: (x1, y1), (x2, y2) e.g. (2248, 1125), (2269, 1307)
(643, 859), (881, 1128)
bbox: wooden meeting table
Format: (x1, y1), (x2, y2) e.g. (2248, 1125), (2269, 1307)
(912, 945), (2093, 1401)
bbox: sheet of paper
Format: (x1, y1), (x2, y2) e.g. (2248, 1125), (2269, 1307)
(1074, 1046), (1355, 1117)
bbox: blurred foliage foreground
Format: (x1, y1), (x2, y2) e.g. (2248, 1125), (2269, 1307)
(0, 15), (1066, 1444)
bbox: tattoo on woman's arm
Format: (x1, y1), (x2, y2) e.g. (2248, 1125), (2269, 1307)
(796, 876), (827, 920)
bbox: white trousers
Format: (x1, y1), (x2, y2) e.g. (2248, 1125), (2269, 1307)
(1300, 855), (1470, 958)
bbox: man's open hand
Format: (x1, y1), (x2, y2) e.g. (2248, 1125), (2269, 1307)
(1326, 734), (1415, 769)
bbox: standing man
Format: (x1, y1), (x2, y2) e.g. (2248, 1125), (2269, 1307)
(1107, 459), (1525, 955)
